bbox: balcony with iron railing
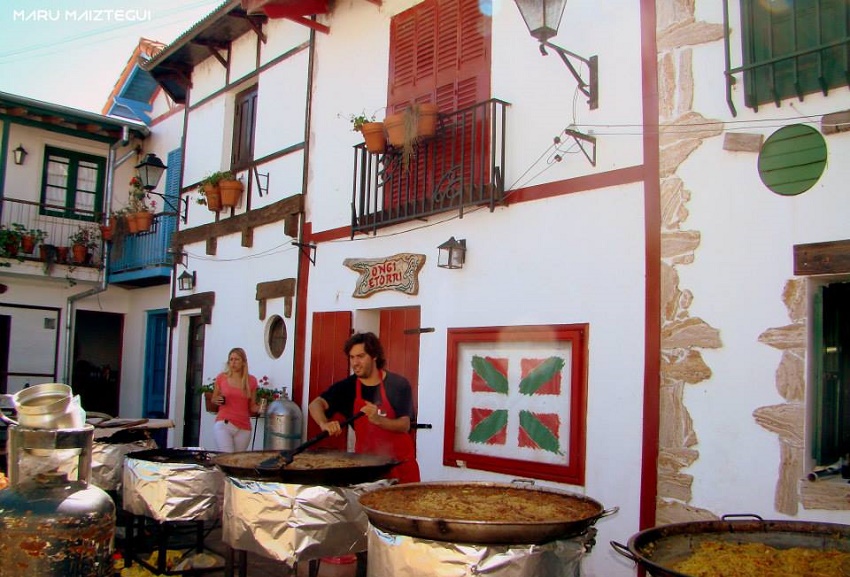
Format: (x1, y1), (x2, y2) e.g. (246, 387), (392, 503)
(0, 196), (175, 287)
(351, 99), (509, 236)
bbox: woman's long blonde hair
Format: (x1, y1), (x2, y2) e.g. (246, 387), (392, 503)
(225, 347), (250, 396)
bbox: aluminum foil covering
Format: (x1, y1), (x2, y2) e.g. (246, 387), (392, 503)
(122, 456), (224, 522)
(366, 526), (597, 577)
(222, 477), (392, 567)
(57, 440), (156, 492)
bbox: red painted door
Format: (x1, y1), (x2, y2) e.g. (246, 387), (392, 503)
(380, 307), (421, 448)
(306, 311), (352, 448)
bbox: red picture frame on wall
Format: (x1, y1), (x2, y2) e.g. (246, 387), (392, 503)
(443, 324), (589, 485)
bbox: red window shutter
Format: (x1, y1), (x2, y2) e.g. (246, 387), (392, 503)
(388, 0), (490, 112)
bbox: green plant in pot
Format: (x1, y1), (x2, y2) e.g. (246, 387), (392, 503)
(196, 171), (232, 211)
(350, 111), (386, 154)
(0, 225), (23, 262)
(69, 224), (99, 265)
(11, 223), (47, 254)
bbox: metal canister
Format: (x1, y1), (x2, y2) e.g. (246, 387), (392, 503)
(0, 426), (115, 576)
(263, 391), (303, 450)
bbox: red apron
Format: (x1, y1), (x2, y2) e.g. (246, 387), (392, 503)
(353, 377), (420, 484)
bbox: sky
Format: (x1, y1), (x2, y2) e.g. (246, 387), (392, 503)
(0, 0), (224, 113)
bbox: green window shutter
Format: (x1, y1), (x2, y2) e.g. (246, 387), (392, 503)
(741, 0), (849, 110)
(813, 283), (850, 465)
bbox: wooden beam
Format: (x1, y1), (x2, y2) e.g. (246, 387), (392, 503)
(794, 239), (850, 275)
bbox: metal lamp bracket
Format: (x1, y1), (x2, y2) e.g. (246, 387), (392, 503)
(564, 128), (597, 167)
(540, 41), (598, 110)
(146, 191), (189, 224)
(292, 241), (316, 265)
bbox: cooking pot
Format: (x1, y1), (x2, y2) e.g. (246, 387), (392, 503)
(6, 383), (84, 429)
(359, 481), (616, 545)
(610, 514), (850, 577)
(213, 449), (398, 485)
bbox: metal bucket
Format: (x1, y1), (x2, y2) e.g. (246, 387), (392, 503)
(11, 383), (84, 429)
(263, 392), (302, 451)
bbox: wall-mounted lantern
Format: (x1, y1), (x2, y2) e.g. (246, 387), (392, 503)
(178, 270), (196, 291)
(13, 144), (27, 165)
(135, 153), (167, 191)
(437, 237), (466, 269)
(513, 0), (599, 109)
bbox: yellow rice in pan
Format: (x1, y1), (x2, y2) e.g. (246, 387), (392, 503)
(672, 541), (850, 577)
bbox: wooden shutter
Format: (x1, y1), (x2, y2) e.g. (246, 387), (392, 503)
(231, 86), (257, 170)
(380, 307), (422, 449)
(307, 311), (352, 448)
(742, 0), (849, 109)
(388, 0), (490, 112)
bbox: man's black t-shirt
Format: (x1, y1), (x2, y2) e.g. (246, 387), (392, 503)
(319, 372), (414, 420)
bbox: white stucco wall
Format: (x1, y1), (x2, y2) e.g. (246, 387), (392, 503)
(665, 1), (850, 527)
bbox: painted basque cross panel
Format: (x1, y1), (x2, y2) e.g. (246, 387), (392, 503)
(443, 324), (589, 485)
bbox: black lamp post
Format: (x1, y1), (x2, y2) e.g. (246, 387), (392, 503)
(437, 237), (467, 269)
(513, 0), (598, 109)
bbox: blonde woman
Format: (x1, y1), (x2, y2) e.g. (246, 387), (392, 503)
(212, 347), (262, 452)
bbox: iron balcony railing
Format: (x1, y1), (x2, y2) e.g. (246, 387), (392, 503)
(107, 213), (176, 276)
(351, 98), (509, 235)
(0, 196), (104, 266)
(0, 196), (175, 280)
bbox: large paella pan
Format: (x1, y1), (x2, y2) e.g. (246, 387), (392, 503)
(213, 449), (397, 485)
(611, 515), (850, 577)
(359, 481), (616, 544)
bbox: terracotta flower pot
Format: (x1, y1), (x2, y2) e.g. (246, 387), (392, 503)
(204, 184), (222, 212)
(204, 391), (219, 413)
(360, 122), (387, 154)
(56, 246), (69, 264)
(71, 244), (88, 265)
(416, 103), (439, 139)
(134, 211), (153, 233)
(20, 235), (36, 254)
(99, 223), (114, 242)
(384, 113), (406, 147)
(219, 179), (244, 208)
(125, 212), (140, 233)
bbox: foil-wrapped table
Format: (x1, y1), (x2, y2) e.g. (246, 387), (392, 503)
(122, 450), (225, 575)
(366, 525), (597, 577)
(222, 476), (392, 577)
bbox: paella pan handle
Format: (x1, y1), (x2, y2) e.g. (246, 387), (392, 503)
(598, 506), (620, 519)
(257, 410), (366, 469)
(721, 513), (763, 522)
(609, 540), (638, 562)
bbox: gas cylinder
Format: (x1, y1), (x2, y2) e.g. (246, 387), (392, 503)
(263, 390), (303, 450)
(0, 426), (115, 576)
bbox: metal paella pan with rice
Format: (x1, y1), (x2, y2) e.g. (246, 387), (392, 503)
(212, 448), (397, 485)
(611, 515), (850, 577)
(358, 481), (616, 544)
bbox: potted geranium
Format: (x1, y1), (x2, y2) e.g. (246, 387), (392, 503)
(0, 225), (23, 260)
(127, 177), (154, 233)
(200, 379), (218, 413)
(69, 224), (99, 265)
(350, 111), (386, 154)
(196, 171), (229, 212)
(12, 224), (47, 255)
(218, 172), (244, 208)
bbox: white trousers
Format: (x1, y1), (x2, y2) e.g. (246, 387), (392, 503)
(213, 420), (252, 452)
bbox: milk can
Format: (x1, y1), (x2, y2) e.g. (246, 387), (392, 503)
(0, 425), (115, 576)
(264, 390), (303, 450)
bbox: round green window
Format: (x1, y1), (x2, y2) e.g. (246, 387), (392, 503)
(758, 124), (827, 196)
